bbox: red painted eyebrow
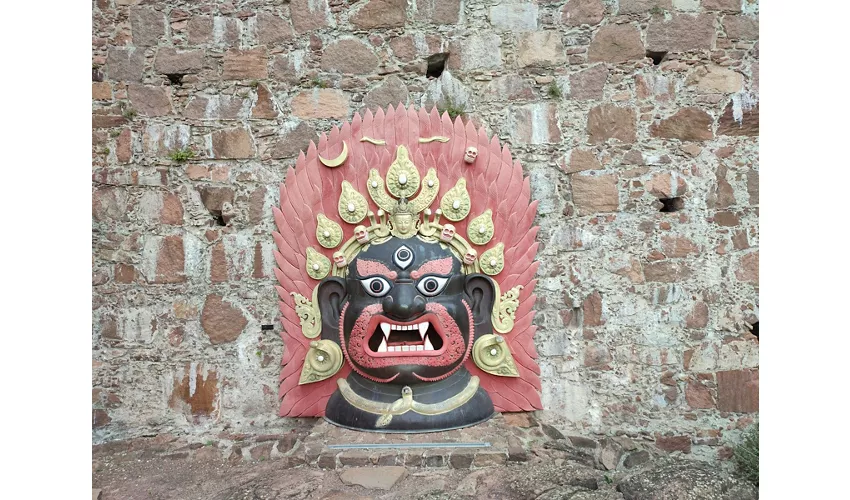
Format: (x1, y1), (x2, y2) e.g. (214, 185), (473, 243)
(410, 257), (453, 279)
(356, 259), (398, 279)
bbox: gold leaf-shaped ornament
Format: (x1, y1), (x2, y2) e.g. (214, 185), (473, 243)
(440, 178), (471, 221)
(467, 209), (494, 245)
(306, 247), (331, 280)
(472, 334), (519, 377)
(479, 242), (504, 276)
(492, 284), (523, 334)
(409, 168), (440, 214)
(385, 146), (421, 199)
(298, 340), (344, 384)
(316, 214), (343, 249)
(338, 181), (368, 224)
(291, 288), (321, 339)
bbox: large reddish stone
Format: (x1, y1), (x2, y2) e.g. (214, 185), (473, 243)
(128, 84), (173, 116)
(636, 73), (675, 101)
(187, 16), (213, 44)
(183, 95), (248, 121)
(565, 149), (602, 174)
(447, 33), (503, 70)
(723, 15), (759, 40)
(517, 31), (566, 67)
(263, 122), (319, 159)
(290, 0), (331, 33)
(321, 38), (379, 74)
(169, 364), (220, 420)
(650, 108), (714, 141)
(419, 0), (461, 24)
(484, 75), (535, 101)
(509, 103), (560, 145)
(716, 369), (758, 412)
(644, 261), (692, 282)
(618, 0), (672, 14)
(560, 0), (604, 26)
(588, 25), (645, 64)
(161, 193), (184, 225)
(703, 0), (741, 12)
(570, 65), (608, 101)
(661, 236), (699, 257)
(655, 435), (691, 453)
(93, 186), (129, 222)
(747, 169), (759, 205)
(116, 128), (132, 164)
(222, 48), (268, 80)
(130, 7), (165, 46)
(202, 295), (248, 344)
(107, 48), (144, 82)
(291, 90), (349, 119)
(154, 235), (186, 284)
(248, 186), (268, 225)
(647, 172), (688, 198)
(587, 104), (636, 144)
(691, 65), (744, 93)
(686, 379), (716, 409)
(198, 187), (234, 213)
(256, 12), (294, 45)
(210, 128), (255, 159)
(210, 242), (228, 282)
(582, 292), (604, 326)
(389, 34), (443, 62)
(350, 0), (407, 29)
(154, 48), (204, 74)
(362, 76), (409, 112)
(572, 174), (619, 215)
(717, 101), (759, 137)
(735, 251), (758, 284)
(251, 84), (279, 119)
(685, 301), (709, 329)
(646, 14), (716, 53)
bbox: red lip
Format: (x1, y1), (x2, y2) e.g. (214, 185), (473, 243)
(361, 312), (447, 358)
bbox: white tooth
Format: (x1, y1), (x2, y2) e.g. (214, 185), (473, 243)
(424, 337), (433, 351)
(418, 322), (428, 339)
(378, 339), (387, 353)
(381, 323), (390, 338)
(402, 345), (410, 351)
(405, 325), (412, 330)
(388, 346), (395, 352)
(416, 345), (424, 351)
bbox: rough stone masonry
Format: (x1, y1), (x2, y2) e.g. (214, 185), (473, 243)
(92, 0), (759, 463)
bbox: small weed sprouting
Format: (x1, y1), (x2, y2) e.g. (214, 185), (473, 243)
(122, 108), (138, 120)
(168, 148), (196, 163)
(248, 80), (260, 88)
(256, 350), (262, 357)
(203, 440), (213, 447)
(649, 6), (664, 16)
(438, 97), (466, 120)
(109, 130), (121, 138)
(733, 422), (759, 486)
(100, 147), (110, 155)
(603, 475), (612, 484)
(547, 83), (563, 99)
(311, 77), (329, 89)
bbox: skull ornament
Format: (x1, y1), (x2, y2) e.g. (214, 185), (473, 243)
(463, 248), (478, 265)
(354, 225), (370, 244)
(440, 223), (456, 243)
(463, 147), (478, 164)
(333, 251), (347, 268)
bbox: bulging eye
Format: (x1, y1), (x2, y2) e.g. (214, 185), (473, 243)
(360, 277), (392, 297)
(416, 276), (449, 297)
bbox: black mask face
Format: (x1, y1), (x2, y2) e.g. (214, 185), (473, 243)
(316, 237), (497, 385)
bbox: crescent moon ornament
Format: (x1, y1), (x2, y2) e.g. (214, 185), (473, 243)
(319, 141), (348, 167)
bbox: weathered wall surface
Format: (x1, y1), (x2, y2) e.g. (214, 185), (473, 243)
(92, 0), (759, 461)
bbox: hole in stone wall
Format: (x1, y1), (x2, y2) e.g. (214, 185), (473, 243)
(211, 212), (226, 226)
(166, 73), (185, 85)
(659, 197), (684, 213)
(749, 322), (758, 338)
(646, 50), (667, 66)
(426, 53), (450, 78)
(261, 324), (274, 331)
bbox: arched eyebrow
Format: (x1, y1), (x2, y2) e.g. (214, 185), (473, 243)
(356, 259), (398, 279)
(410, 257), (453, 279)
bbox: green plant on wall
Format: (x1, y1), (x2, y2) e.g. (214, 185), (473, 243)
(547, 83), (563, 99)
(438, 96), (466, 119)
(734, 422), (759, 486)
(168, 148), (196, 163)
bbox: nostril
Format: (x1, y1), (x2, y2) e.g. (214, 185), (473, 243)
(381, 296), (394, 312)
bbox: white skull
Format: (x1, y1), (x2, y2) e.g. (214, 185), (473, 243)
(333, 251), (347, 268)
(464, 146), (478, 164)
(463, 248), (477, 265)
(354, 225), (370, 244)
(440, 224), (456, 242)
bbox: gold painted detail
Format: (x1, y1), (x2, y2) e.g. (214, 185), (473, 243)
(386, 146), (420, 199)
(306, 247), (331, 280)
(472, 334), (519, 378)
(360, 136), (386, 145)
(318, 141), (348, 167)
(409, 168), (439, 214)
(389, 198), (418, 239)
(291, 288), (321, 339)
(492, 284), (523, 334)
(298, 340), (343, 384)
(337, 376), (481, 428)
(418, 136), (450, 143)
(316, 214), (343, 249)
(338, 181), (368, 224)
(467, 209), (494, 246)
(440, 179), (471, 222)
(479, 243), (505, 276)
(366, 169), (396, 213)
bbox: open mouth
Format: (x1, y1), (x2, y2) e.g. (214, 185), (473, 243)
(365, 313), (446, 356)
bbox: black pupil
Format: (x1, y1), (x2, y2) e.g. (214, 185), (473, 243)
(370, 280), (384, 293)
(398, 249), (410, 260)
(424, 279), (438, 292)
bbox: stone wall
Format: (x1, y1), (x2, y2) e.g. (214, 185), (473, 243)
(92, 0), (759, 461)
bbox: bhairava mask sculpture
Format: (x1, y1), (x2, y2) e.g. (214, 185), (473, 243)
(274, 105), (542, 432)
